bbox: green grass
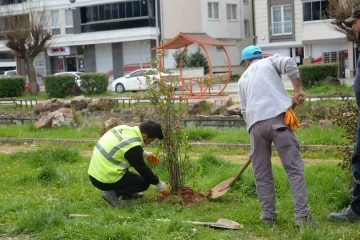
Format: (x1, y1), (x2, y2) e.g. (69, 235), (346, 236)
(0, 147), (357, 239)
(305, 81), (354, 96)
(183, 124), (349, 146)
(0, 124), (349, 146)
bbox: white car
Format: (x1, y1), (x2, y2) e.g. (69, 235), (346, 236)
(111, 68), (178, 93)
(54, 72), (83, 86)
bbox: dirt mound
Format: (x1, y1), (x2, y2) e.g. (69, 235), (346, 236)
(156, 186), (209, 206)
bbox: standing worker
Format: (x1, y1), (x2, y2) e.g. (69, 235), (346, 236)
(88, 120), (169, 207)
(238, 45), (318, 226)
(328, 6), (360, 222)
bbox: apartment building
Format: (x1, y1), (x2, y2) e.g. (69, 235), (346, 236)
(254, 0), (349, 73)
(0, 0), (255, 78)
(161, 0), (254, 75)
(0, 0), (159, 81)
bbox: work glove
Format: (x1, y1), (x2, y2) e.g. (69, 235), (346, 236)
(284, 108), (300, 131)
(143, 151), (160, 166)
(156, 180), (169, 196)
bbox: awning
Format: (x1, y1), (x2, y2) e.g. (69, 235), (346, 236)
(151, 32), (235, 50)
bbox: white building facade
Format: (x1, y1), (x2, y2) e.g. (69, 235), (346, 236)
(0, 0), (256, 78)
(254, 0), (350, 76)
(0, 0), (159, 81)
(161, 0), (254, 75)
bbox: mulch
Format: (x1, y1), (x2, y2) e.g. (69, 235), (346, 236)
(156, 186), (211, 206)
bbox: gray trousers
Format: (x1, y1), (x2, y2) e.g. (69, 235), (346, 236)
(249, 113), (309, 219)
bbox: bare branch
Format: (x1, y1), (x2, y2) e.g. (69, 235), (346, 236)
(327, 0), (360, 42)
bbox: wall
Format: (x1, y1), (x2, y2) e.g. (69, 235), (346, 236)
(200, 0), (242, 39)
(95, 43), (113, 82)
(160, 0), (201, 40)
(254, 0), (268, 44)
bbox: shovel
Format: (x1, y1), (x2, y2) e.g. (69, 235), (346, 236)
(210, 102), (298, 199)
(210, 158), (251, 199)
(156, 218), (242, 230)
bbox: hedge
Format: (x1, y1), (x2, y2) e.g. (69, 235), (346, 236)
(44, 74), (79, 98)
(0, 76), (26, 98)
(299, 63), (338, 89)
(80, 73), (108, 95)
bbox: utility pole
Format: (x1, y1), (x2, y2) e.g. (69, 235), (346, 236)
(155, 0), (159, 47)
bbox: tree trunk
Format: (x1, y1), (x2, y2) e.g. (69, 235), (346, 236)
(25, 57), (38, 95)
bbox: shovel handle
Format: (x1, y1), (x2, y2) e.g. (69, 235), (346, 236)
(227, 158), (251, 188)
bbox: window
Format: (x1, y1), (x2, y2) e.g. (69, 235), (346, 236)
(51, 10), (60, 35)
(104, 4), (112, 20)
(227, 4), (237, 20)
(303, 0), (329, 22)
(271, 5), (292, 36)
(65, 9), (73, 34)
(0, 52), (14, 60)
(208, 2), (219, 19)
(244, 19), (249, 36)
(79, 1), (153, 33)
(130, 70), (144, 77)
(0, 0), (26, 5)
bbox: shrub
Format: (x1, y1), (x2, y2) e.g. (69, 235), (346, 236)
(45, 74), (78, 98)
(80, 73), (108, 95)
(0, 76), (26, 97)
(299, 63), (338, 89)
(331, 100), (358, 189)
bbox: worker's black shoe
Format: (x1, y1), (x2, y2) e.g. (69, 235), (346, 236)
(102, 191), (124, 207)
(122, 192), (145, 200)
(328, 206), (360, 222)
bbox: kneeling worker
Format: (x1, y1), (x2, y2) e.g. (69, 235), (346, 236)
(88, 120), (169, 207)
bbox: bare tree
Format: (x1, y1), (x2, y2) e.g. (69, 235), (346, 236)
(0, 1), (52, 95)
(328, 0), (360, 42)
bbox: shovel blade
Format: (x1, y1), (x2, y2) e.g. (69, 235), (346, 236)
(210, 177), (234, 199)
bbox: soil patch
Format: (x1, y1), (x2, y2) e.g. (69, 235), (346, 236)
(156, 186), (210, 206)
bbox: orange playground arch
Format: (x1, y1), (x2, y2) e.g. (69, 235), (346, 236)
(151, 32), (235, 98)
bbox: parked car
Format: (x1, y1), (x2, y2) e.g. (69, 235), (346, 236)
(3, 70), (17, 76)
(54, 72), (83, 86)
(111, 68), (178, 93)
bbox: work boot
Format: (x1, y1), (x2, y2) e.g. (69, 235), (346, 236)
(295, 214), (320, 228)
(260, 212), (276, 226)
(122, 192), (144, 200)
(102, 191), (124, 207)
(328, 206), (360, 222)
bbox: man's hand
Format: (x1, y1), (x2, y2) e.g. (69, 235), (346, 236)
(293, 90), (305, 105)
(156, 181), (169, 195)
(143, 151), (160, 166)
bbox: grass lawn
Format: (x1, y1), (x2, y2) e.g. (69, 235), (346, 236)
(0, 124), (350, 147)
(0, 145), (356, 239)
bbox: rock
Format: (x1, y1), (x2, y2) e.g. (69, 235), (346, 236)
(104, 117), (124, 130)
(71, 96), (89, 111)
(188, 100), (207, 115)
(210, 97), (232, 115)
(319, 119), (333, 128)
(226, 104), (241, 116)
(34, 100), (51, 114)
(325, 76), (341, 86)
(36, 108), (74, 129)
(50, 99), (66, 112)
(87, 98), (115, 112)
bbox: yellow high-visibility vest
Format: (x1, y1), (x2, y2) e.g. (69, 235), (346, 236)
(88, 125), (144, 183)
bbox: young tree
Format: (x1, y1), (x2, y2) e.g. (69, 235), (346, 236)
(0, 2), (52, 95)
(172, 49), (189, 68)
(328, 0), (360, 42)
(187, 47), (209, 74)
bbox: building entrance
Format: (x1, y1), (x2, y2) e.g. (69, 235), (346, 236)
(66, 57), (77, 71)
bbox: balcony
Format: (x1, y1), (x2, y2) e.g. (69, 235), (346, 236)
(271, 21), (292, 36)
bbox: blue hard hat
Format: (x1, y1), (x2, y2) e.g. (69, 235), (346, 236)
(241, 45), (263, 65)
